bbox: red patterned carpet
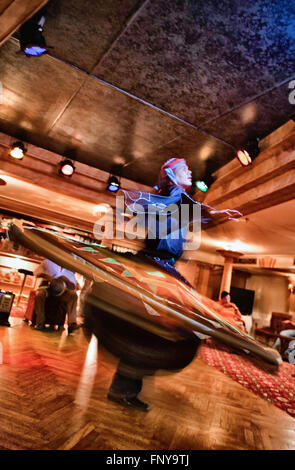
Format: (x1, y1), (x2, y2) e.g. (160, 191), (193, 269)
(200, 339), (295, 418)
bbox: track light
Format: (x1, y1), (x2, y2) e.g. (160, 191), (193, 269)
(106, 175), (120, 193)
(19, 7), (49, 57)
(237, 137), (260, 167)
(59, 159), (75, 177)
(9, 141), (26, 160)
(195, 181), (208, 192)
(236, 149), (252, 167)
(195, 171), (214, 193)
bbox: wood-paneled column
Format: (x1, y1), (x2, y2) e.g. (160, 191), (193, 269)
(217, 250), (243, 298)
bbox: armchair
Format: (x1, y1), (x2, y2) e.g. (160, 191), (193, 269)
(254, 312), (292, 345)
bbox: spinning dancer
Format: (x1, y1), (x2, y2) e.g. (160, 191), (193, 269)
(83, 158), (240, 411)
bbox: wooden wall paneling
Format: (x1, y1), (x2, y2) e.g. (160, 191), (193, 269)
(231, 269), (250, 289)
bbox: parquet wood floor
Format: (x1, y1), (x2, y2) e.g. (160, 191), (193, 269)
(0, 319), (294, 450)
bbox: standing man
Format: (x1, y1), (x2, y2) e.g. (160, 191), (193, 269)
(34, 259), (79, 334)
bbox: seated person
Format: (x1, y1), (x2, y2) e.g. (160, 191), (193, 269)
(218, 290), (245, 331)
(273, 328), (295, 353)
(33, 259), (79, 334)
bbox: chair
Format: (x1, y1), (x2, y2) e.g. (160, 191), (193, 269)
(254, 312), (292, 344)
(277, 320), (295, 355)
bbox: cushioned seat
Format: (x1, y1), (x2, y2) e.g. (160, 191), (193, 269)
(254, 312), (292, 345)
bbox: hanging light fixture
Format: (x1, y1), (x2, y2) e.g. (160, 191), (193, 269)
(195, 172), (214, 193)
(19, 6), (49, 57)
(9, 141), (26, 160)
(237, 137), (260, 167)
(194, 158), (215, 194)
(59, 159), (75, 177)
(236, 149), (252, 167)
(195, 180), (208, 192)
(106, 175), (121, 193)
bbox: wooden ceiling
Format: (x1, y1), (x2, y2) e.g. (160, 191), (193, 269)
(0, 0), (295, 187)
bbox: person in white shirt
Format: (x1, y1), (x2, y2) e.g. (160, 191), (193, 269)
(33, 259), (79, 333)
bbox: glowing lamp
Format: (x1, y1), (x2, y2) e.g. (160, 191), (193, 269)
(237, 150), (252, 167)
(195, 180), (208, 192)
(19, 12), (48, 57)
(9, 142), (26, 160)
(106, 175), (120, 193)
(23, 46), (47, 56)
(59, 159), (75, 177)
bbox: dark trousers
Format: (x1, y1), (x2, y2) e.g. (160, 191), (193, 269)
(109, 361), (143, 398)
(34, 286), (77, 327)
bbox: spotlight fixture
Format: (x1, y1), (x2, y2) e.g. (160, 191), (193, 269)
(237, 137), (260, 167)
(59, 159), (75, 177)
(236, 149), (252, 167)
(106, 175), (121, 193)
(9, 141), (26, 160)
(19, 7), (49, 57)
(195, 180), (208, 192)
(195, 172), (214, 194)
(194, 159), (215, 194)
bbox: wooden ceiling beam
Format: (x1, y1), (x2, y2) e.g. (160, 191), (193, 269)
(0, 132), (152, 208)
(0, 0), (48, 47)
(202, 121), (295, 224)
(0, 195), (94, 233)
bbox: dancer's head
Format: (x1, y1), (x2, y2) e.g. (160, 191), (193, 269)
(157, 158), (192, 193)
(220, 291), (231, 303)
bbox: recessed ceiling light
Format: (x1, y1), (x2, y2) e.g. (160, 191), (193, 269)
(9, 142), (26, 160)
(59, 159), (75, 177)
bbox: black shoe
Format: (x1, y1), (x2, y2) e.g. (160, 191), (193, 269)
(68, 323), (80, 334)
(107, 393), (149, 412)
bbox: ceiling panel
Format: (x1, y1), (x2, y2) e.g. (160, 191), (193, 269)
(47, 76), (190, 172)
(93, 0), (295, 125)
(44, 0), (145, 72)
(0, 38), (84, 138)
(203, 83), (295, 148)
